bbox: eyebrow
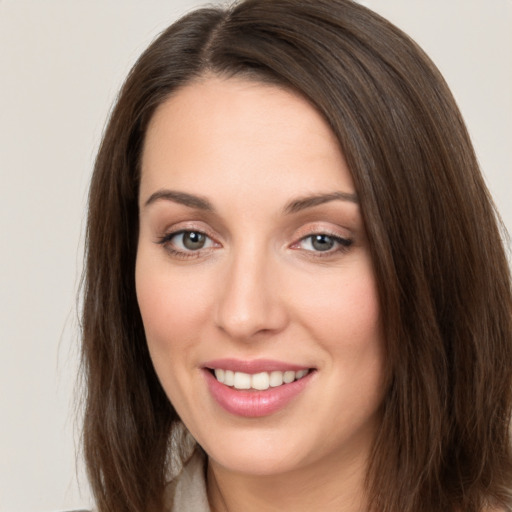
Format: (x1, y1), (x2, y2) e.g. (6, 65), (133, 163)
(143, 189), (358, 214)
(283, 191), (358, 214)
(143, 189), (215, 211)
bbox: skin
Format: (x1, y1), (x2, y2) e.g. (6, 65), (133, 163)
(136, 76), (386, 512)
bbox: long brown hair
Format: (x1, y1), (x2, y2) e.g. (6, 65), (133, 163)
(81, 1), (512, 510)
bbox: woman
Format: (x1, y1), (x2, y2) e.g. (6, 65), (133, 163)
(81, 0), (512, 510)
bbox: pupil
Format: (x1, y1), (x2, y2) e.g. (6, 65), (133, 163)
(312, 234), (334, 251)
(183, 232), (205, 250)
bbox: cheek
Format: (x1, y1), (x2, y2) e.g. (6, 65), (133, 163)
(135, 256), (213, 358)
(293, 264), (381, 349)
(135, 256), (218, 415)
(290, 259), (385, 403)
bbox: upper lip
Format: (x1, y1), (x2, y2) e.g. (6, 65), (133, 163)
(202, 358), (312, 374)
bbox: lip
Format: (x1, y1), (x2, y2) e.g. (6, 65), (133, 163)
(202, 360), (316, 418)
(203, 358), (311, 374)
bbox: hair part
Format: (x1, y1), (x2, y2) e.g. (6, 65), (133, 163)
(81, 1), (512, 510)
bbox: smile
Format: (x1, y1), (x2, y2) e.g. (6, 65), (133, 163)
(203, 359), (316, 417)
(212, 368), (310, 390)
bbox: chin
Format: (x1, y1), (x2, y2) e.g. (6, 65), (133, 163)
(208, 447), (304, 477)
(196, 425), (316, 476)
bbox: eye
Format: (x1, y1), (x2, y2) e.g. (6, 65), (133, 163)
(175, 231), (209, 251)
(297, 233), (352, 253)
(158, 230), (216, 253)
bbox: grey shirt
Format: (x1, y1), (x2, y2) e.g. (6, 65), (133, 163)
(164, 449), (210, 512)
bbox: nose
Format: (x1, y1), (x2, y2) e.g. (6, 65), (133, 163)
(214, 249), (289, 341)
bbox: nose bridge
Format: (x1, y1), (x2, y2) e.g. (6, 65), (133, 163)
(215, 241), (286, 340)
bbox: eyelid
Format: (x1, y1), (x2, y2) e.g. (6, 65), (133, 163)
(154, 221), (223, 259)
(156, 220), (220, 242)
(291, 222), (353, 243)
(290, 233), (352, 249)
(158, 230), (215, 248)
(288, 223), (354, 255)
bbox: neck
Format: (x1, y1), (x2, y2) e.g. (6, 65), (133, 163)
(206, 448), (370, 512)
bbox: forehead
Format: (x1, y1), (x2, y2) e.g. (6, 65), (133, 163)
(140, 76), (354, 201)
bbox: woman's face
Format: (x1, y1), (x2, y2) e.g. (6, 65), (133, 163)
(136, 77), (385, 478)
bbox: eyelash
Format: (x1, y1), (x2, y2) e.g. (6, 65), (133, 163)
(293, 233), (353, 256)
(156, 230), (218, 260)
(156, 230), (353, 260)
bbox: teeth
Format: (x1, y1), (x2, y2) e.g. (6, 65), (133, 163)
(296, 369), (308, 379)
(269, 371), (283, 387)
(213, 369), (309, 390)
(214, 368), (225, 383)
(224, 370), (235, 386)
(233, 371), (251, 389)
(251, 372), (270, 390)
(283, 370), (295, 384)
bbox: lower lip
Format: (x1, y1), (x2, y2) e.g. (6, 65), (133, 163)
(203, 369), (315, 418)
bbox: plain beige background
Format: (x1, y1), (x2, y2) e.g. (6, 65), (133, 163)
(0, 1), (510, 510)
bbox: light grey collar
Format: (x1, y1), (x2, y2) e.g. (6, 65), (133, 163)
(165, 449), (210, 512)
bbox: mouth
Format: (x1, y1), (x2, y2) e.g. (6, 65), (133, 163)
(208, 368), (311, 391)
(202, 359), (316, 417)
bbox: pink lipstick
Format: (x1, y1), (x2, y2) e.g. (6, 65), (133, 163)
(202, 359), (315, 418)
